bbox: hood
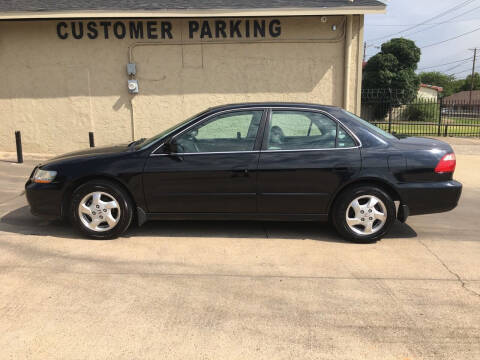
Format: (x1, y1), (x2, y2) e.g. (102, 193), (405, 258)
(41, 144), (130, 166)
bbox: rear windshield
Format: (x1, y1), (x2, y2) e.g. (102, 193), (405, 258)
(341, 110), (397, 140)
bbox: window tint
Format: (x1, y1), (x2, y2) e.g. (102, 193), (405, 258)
(267, 110), (354, 150)
(337, 127), (356, 148)
(340, 110), (396, 140)
(175, 111), (262, 153)
(139, 109), (208, 150)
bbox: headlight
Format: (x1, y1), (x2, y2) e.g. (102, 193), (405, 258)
(33, 168), (57, 183)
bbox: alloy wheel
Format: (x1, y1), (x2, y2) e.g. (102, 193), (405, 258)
(345, 195), (387, 236)
(78, 191), (121, 232)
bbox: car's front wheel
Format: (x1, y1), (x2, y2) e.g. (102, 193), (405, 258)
(70, 180), (133, 239)
(332, 185), (396, 243)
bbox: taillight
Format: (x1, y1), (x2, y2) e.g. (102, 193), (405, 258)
(435, 153), (456, 173)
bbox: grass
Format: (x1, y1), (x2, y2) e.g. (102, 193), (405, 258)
(443, 117), (480, 125)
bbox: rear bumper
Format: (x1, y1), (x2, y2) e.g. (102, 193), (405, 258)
(397, 180), (462, 216)
(25, 180), (64, 220)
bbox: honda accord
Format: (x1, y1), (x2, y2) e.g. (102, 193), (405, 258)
(25, 103), (462, 243)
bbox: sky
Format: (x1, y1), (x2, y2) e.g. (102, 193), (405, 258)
(364, 0), (480, 78)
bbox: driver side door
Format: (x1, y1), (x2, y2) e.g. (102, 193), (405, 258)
(143, 109), (266, 214)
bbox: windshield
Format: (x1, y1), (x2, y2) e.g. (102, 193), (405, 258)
(136, 110), (208, 149)
(341, 110), (397, 140)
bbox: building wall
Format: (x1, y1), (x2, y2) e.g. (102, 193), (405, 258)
(418, 87), (439, 100)
(0, 16), (363, 154)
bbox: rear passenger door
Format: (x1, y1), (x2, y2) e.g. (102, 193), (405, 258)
(257, 108), (362, 215)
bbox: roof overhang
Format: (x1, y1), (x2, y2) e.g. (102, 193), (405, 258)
(0, 6), (387, 20)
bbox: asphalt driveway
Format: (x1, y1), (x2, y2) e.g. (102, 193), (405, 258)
(0, 138), (479, 359)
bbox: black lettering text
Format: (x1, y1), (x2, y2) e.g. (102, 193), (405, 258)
(87, 21), (98, 39)
(147, 21), (158, 39)
(161, 21), (173, 39)
(113, 22), (126, 39)
(245, 20), (250, 38)
(254, 20), (266, 38)
(129, 21), (144, 39)
(230, 20), (242, 38)
(71, 22), (84, 39)
(215, 21), (227, 38)
(57, 22), (68, 39)
(200, 21), (212, 39)
(99, 21), (112, 39)
(269, 19), (281, 38)
(189, 21), (199, 38)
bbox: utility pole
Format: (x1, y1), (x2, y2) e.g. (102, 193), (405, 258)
(363, 41), (367, 62)
(470, 48), (477, 105)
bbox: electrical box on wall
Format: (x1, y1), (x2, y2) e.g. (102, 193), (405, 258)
(128, 80), (139, 94)
(127, 63), (136, 75)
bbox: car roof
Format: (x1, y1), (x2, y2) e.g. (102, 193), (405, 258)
(206, 102), (341, 112)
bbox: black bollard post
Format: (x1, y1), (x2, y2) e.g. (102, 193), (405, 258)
(15, 131), (23, 163)
(89, 132), (95, 148)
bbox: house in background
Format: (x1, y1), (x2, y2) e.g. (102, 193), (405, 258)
(418, 84), (443, 100)
(442, 90), (480, 115)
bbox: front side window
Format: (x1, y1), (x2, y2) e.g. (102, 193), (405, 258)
(266, 110), (356, 150)
(175, 110), (263, 153)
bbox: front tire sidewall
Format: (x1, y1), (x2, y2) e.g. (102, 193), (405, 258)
(333, 186), (396, 243)
(70, 181), (133, 239)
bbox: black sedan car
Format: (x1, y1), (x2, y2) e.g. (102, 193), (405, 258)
(26, 103), (462, 243)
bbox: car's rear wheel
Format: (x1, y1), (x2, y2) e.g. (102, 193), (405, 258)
(332, 185), (396, 243)
(70, 180), (133, 239)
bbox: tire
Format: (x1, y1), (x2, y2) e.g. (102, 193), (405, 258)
(70, 180), (134, 239)
(331, 185), (396, 243)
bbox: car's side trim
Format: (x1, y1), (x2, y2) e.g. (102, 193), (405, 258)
(261, 146), (359, 153)
(151, 151), (260, 156)
(143, 212), (329, 222)
(150, 147), (359, 156)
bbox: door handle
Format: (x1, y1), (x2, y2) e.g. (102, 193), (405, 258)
(333, 165), (349, 173)
(232, 169), (249, 177)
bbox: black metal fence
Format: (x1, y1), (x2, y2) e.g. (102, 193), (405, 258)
(361, 91), (480, 137)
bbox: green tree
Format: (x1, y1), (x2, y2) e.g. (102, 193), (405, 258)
(362, 38), (421, 106)
(418, 71), (456, 96)
(459, 73), (480, 92)
(363, 38), (421, 117)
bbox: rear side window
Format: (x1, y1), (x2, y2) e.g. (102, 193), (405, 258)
(337, 127), (356, 148)
(341, 110), (396, 140)
(266, 110), (356, 150)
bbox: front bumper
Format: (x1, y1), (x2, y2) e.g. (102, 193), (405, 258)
(25, 179), (64, 219)
(397, 180), (462, 216)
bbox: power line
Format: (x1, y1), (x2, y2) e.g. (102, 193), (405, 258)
(400, 4), (480, 38)
(449, 67), (474, 76)
(418, 57), (473, 71)
(442, 59), (474, 73)
(368, 18), (480, 26)
(367, 0), (477, 44)
(421, 24), (480, 49)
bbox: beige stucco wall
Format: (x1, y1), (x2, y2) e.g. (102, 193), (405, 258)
(0, 15), (364, 154)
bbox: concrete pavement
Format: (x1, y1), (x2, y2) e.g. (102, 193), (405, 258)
(0, 138), (479, 359)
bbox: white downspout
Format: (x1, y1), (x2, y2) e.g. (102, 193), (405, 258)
(344, 15), (353, 111)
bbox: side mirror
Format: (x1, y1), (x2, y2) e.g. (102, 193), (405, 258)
(165, 141), (178, 154)
(165, 141), (183, 161)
